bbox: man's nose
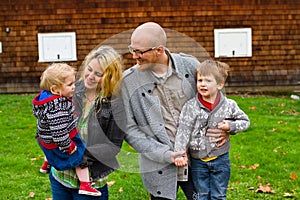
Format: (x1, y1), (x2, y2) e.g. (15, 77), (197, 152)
(132, 52), (140, 59)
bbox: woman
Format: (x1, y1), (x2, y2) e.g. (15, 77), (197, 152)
(49, 45), (125, 200)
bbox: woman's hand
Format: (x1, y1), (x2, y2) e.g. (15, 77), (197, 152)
(175, 156), (188, 167)
(171, 150), (186, 164)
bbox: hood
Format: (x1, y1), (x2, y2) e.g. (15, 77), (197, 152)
(32, 90), (61, 118)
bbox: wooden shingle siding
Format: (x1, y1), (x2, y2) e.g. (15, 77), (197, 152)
(0, 0), (299, 93)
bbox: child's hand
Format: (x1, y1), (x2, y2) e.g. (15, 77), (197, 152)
(218, 120), (230, 131)
(66, 142), (77, 155)
(175, 156), (188, 166)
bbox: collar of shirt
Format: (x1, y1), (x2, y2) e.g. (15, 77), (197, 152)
(152, 59), (173, 79)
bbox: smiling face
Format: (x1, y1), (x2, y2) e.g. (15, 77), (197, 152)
(84, 58), (104, 92)
(196, 72), (224, 103)
(129, 22), (167, 72)
(129, 37), (160, 71)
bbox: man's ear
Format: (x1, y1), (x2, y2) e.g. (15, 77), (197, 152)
(50, 85), (60, 95)
(156, 45), (164, 55)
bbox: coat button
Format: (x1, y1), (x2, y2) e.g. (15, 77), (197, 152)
(157, 191), (161, 195)
(142, 93), (145, 96)
(158, 170), (163, 174)
(185, 74), (189, 78)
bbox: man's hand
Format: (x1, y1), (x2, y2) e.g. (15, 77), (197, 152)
(206, 128), (229, 147)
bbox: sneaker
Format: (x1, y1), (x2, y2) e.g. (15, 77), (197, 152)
(79, 182), (102, 196)
(39, 161), (50, 174)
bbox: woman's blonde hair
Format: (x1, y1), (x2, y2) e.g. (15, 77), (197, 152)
(80, 45), (123, 98)
(196, 60), (230, 84)
(40, 63), (76, 91)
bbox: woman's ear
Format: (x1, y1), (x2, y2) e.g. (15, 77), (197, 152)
(50, 85), (60, 95)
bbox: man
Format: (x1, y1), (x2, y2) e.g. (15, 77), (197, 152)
(121, 22), (226, 200)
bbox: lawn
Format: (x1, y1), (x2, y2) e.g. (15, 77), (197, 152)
(0, 93), (299, 199)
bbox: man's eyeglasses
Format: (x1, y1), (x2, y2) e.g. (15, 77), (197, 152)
(128, 46), (157, 56)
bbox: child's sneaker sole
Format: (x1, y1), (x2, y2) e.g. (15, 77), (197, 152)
(79, 190), (102, 196)
(39, 168), (50, 174)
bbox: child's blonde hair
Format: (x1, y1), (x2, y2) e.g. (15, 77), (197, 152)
(196, 60), (230, 84)
(40, 63), (76, 91)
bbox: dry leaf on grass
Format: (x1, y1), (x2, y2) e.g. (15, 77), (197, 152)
(248, 186), (255, 190)
(290, 172), (298, 180)
(283, 193), (294, 198)
(255, 183), (276, 194)
(107, 181), (115, 186)
(249, 163), (259, 170)
(28, 192), (35, 198)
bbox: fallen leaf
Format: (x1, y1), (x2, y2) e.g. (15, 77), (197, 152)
(28, 192), (35, 198)
(250, 106), (256, 110)
(119, 187), (123, 193)
(248, 186), (255, 190)
(283, 193), (293, 198)
(257, 176), (262, 180)
(273, 146), (282, 153)
(271, 128), (276, 132)
(45, 198), (52, 200)
(255, 183), (276, 193)
(290, 172), (298, 180)
(107, 181), (115, 186)
(239, 165), (246, 169)
(227, 186), (234, 190)
(249, 163), (259, 170)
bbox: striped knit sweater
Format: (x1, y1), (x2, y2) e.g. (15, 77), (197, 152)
(32, 90), (78, 152)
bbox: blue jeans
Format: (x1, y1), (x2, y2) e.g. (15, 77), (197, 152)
(191, 153), (230, 200)
(50, 172), (108, 200)
(38, 134), (86, 171)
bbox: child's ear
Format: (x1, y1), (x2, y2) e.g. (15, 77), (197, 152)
(50, 85), (60, 95)
(217, 82), (224, 90)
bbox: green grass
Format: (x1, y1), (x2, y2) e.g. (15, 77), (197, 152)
(0, 94), (299, 199)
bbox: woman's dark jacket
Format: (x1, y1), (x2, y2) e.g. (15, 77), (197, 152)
(73, 80), (125, 180)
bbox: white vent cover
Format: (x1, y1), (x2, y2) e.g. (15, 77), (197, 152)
(214, 28), (252, 58)
(38, 32), (77, 62)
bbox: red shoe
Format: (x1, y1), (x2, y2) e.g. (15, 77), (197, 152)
(79, 182), (102, 196)
(39, 161), (51, 174)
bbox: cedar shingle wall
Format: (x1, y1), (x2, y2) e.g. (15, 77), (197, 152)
(0, 0), (299, 93)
